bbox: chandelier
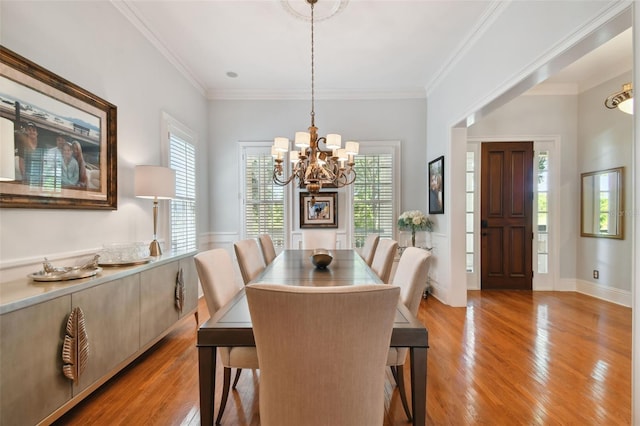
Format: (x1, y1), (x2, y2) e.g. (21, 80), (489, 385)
(605, 83), (633, 115)
(272, 0), (358, 195)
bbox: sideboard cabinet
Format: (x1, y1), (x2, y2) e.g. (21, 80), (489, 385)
(0, 251), (197, 426)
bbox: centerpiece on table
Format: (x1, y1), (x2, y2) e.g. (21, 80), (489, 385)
(397, 210), (433, 247)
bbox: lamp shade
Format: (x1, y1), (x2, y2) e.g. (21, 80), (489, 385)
(0, 117), (15, 181)
(134, 165), (175, 199)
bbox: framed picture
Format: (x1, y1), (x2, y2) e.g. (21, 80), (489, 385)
(300, 192), (337, 228)
(429, 155), (444, 214)
(0, 46), (117, 209)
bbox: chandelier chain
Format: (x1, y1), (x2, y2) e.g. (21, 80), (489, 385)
(310, 0), (315, 127)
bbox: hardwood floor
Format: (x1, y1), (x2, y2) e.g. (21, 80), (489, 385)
(54, 291), (631, 425)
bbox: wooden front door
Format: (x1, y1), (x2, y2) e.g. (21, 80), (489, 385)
(481, 142), (533, 290)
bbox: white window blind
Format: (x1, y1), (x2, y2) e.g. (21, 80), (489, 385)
(243, 148), (285, 248)
(169, 133), (196, 252)
(353, 152), (394, 248)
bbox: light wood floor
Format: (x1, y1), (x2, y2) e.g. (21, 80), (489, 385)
(54, 291), (631, 425)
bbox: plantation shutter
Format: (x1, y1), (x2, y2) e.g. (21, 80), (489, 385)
(353, 152), (394, 247)
(169, 133), (196, 252)
(243, 148), (285, 248)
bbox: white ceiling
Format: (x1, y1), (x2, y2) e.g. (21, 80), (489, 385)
(115, 0), (632, 100)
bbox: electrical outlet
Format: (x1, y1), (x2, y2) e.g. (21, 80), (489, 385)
(593, 270), (599, 279)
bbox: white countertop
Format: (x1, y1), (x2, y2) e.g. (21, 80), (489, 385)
(0, 250), (196, 315)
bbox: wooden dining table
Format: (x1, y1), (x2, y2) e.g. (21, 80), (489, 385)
(197, 249), (429, 425)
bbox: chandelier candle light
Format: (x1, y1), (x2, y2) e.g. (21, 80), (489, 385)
(272, 0), (358, 195)
(398, 210), (434, 247)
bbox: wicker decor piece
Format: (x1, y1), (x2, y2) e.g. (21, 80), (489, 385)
(62, 307), (89, 383)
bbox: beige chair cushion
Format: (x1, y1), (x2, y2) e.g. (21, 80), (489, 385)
(387, 246), (431, 366)
(246, 284), (400, 426)
(359, 234), (380, 266)
(194, 249), (259, 370)
(371, 238), (398, 283)
(194, 249), (242, 313)
(302, 230), (337, 250)
(234, 238), (266, 284)
(219, 346), (259, 368)
(258, 234), (277, 265)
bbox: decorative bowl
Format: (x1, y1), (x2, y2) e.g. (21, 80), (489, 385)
(310, 249), (333, 269)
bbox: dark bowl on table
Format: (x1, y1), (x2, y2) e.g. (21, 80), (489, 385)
(310, 249), (333, 269)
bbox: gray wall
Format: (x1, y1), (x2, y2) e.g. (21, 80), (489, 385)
(468, 94), (579, 280)
(207, 98), (427, 238)
(577, 72), (633, 292)
(0, 1), (208, 279)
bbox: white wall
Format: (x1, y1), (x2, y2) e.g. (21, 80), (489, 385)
(577, 72), (633, 293)
(207, 98), (426, 243)
(0, 1), (208, 280)
(468, 94), (579, 281)
(426, 1), (630, 307)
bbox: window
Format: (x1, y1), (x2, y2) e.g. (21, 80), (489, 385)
(536, 150), (549, 274)
(352, 142), (399, 248)
(163, 113), (197, 253)
(241, 144), (285, 248)
(465, 151), (475, 272)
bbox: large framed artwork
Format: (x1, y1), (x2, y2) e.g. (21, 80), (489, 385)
(0, 46), (117, 209)
(429, 155), (444, 214)
(300, 192), (338, 228)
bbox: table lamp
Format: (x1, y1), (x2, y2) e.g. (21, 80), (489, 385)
(0, 117), (15, 181)
(135, 165), (175, 256)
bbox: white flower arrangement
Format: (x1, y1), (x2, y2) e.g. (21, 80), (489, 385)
(397, 210), (433, 232)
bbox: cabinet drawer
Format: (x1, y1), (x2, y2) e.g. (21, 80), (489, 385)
(1, 296), (72, 426)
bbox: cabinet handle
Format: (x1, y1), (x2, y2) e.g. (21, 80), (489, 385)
(62, 307), (89, 383)
(175, 268), (185, 313)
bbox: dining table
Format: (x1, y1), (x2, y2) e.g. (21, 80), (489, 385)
(197, 249), (429, 425)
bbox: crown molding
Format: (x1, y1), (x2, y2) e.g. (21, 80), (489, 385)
(111, 0), (206, 96)
(207, 88), (426, 101)
(425, 1), (509, 96)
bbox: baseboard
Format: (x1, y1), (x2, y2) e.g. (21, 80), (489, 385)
(575, 279), (632, 307)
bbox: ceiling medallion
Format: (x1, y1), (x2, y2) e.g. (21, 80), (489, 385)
(281, 0), (348, 22)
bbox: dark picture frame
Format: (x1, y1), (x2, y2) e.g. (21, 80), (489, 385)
(300, 191), (338, 228)
(429, 155), (444, 214)
(0, 46), (117, 209)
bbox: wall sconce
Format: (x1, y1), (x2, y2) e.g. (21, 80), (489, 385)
(605, 83), (633, 115)
(0, 117), (15, 181)
(134, 165), (176, 256)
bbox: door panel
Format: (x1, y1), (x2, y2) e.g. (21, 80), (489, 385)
(481, 142), (533, 290)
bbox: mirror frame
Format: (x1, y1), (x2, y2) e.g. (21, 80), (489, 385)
(580, 166), (624, 239)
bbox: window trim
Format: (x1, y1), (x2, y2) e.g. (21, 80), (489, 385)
(161, 112), (198, 252)
(345, 140), (401, 246)
(238, 141), (290, 245)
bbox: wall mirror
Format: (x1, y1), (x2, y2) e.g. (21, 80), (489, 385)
(580, 167), (624, 239)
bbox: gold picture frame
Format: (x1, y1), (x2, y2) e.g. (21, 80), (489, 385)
(0, 46), (117, 209)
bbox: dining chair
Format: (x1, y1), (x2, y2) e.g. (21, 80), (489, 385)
(386, 246), (431, 421)
(234, 238), (266, 284)
(258, 234), (277, 265)
(302, 230), (337, 250)
(370, 238), (398, 283)
(193, 249), (260, 425)
(359, 234), (380, 266)
(246, 283), (400, 426)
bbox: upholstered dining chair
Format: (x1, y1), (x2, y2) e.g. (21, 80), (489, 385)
(258, 234), (277, 265)
(246, 283), (400, 426)
(370, 238), (398, 284)
(193, 249), (260, 425)
(386, 247), (431, 421)
(359, 234), (380, 266)
(234, 238), (266, 284)
(302, 230), (337, 250)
